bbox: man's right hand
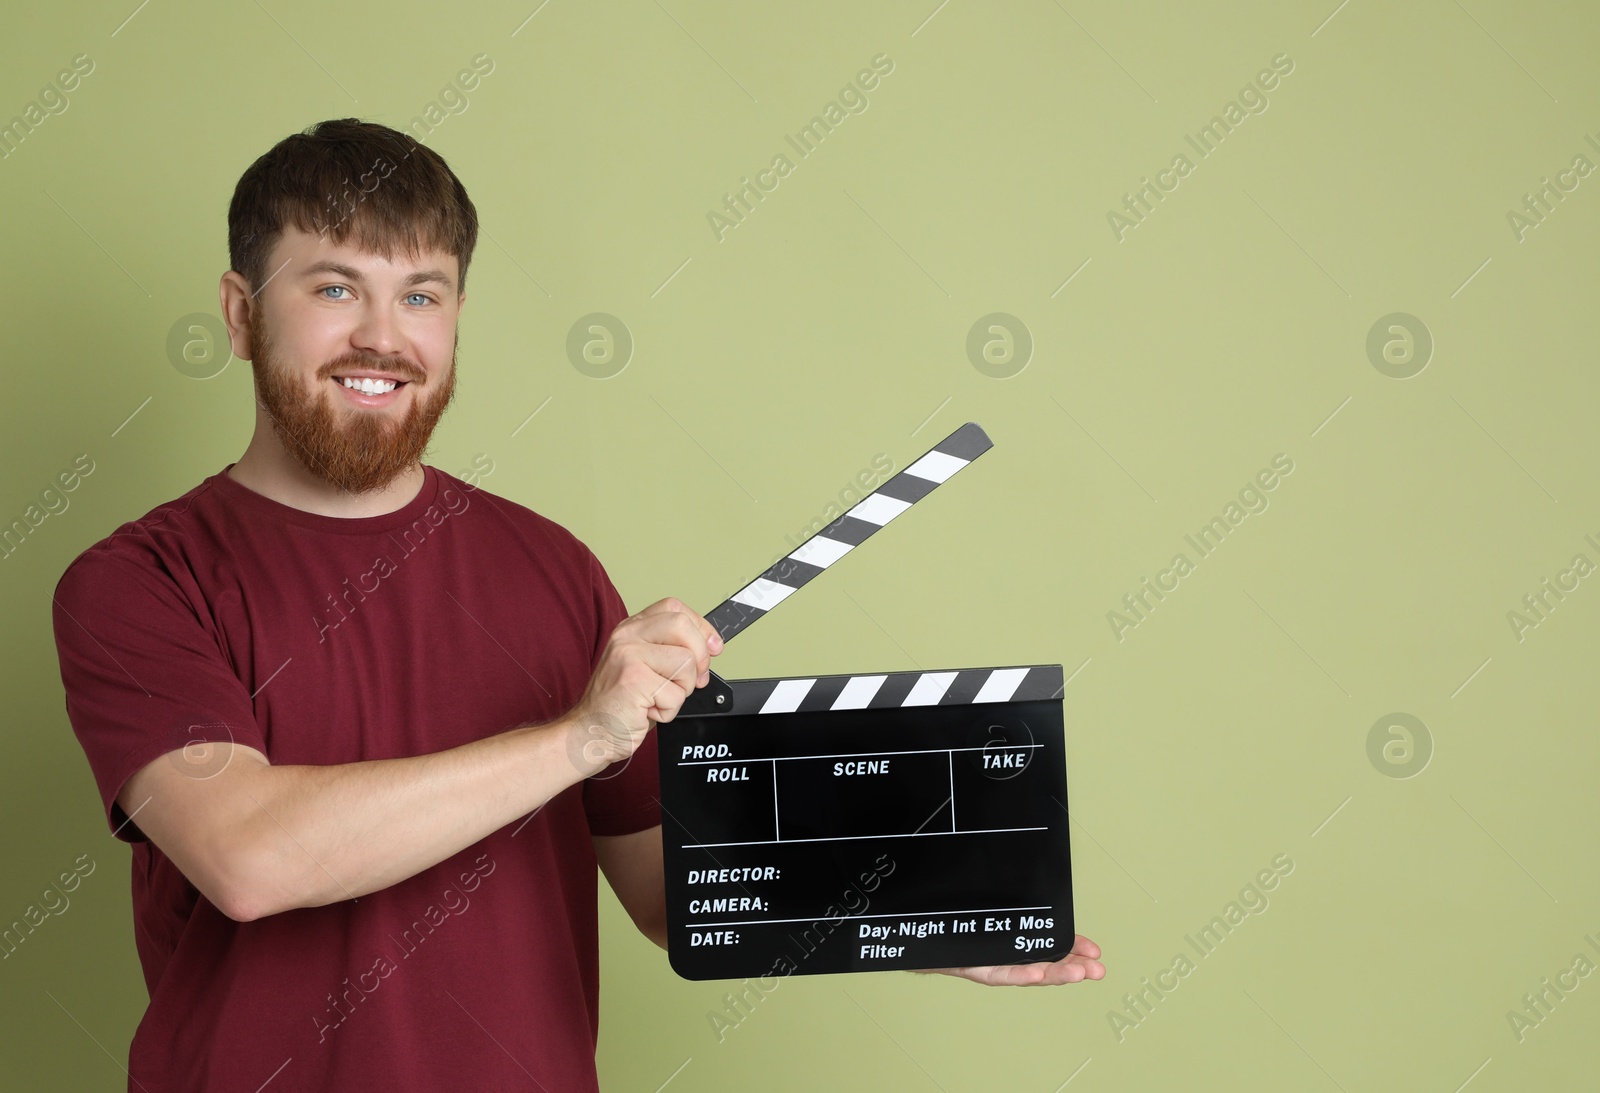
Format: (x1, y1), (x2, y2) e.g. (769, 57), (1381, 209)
(565, 597), (724, 773)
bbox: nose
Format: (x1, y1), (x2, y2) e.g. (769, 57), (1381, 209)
(350, 303), (407, 363)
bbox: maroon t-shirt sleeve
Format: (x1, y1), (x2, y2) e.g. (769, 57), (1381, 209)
(52, 550), (265, 843)
(579, 550), (663, 836)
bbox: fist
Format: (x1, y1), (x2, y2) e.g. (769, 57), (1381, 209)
(567, 597), (723, 771)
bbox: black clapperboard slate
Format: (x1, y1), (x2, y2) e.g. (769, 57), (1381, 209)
(659, 423), (1075, 979)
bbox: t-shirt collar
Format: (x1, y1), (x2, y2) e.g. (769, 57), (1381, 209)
(208, 463), (444, 534)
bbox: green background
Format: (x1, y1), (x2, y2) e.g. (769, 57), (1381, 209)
(2, 0), (1595, 1089)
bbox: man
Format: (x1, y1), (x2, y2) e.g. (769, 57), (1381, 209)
(52, 118), (1103, 1092)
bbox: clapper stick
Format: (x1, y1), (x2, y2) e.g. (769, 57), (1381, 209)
(681, 422), (993, 715)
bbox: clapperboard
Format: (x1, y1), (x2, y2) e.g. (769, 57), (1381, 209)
(659, 422), (1076, 980)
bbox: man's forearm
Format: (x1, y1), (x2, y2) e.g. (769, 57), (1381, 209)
(180, 712), (613, 920)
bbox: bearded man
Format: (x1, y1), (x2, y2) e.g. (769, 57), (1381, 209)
(51, 118), (1104, 1093)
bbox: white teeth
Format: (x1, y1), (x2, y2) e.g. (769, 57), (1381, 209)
(340, 377), (398, 394)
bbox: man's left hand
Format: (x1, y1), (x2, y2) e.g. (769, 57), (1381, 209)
(918, 934), (1104, 986)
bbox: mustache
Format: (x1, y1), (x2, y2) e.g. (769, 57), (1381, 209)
(317, 355), (428, 384)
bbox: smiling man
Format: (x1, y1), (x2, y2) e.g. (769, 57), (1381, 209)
(242, 244), (450, 498)
(51, 118), (1102, 1093)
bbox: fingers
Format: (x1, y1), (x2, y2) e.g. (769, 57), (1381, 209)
(1039, 954), (1105, 984)
(586, 600), (724, 738)
(927, 943), (1106, 987)
(627, 599), (723, 689)
(990, 957), (1102, 986)
(621, 642), (700, 718)
(636, 598), (724, 651)
(930, 964), (1047, 986)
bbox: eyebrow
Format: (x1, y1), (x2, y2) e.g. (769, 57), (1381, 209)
(297, 259), (456, 292)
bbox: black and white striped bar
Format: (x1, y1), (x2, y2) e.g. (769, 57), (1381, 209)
(686, 663), (1063, 717)
(706, 422), (993, 643)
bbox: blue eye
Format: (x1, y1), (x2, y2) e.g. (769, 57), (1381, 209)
(321, 285), (350, 300)
(406, 293), (433, 306)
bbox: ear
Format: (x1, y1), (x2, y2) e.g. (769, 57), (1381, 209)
(219, 271), (259, 360)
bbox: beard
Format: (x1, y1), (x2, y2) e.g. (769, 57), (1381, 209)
(247, 306), (457, 494)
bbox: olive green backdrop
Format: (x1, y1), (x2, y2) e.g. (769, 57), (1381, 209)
(2, 0), (1595, 1089)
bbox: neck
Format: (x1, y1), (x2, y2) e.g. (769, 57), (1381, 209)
(228, 410), (426, 518)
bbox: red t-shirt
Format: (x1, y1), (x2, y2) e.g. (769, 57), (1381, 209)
(51, 464), (660, 1092)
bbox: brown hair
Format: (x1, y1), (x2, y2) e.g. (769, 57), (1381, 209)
(227, 118), (479, 296)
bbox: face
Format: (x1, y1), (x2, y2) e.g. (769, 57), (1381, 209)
(245, 226), (462, 494)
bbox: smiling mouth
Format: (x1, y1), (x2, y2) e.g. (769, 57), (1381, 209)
(333, 376), (409, 395)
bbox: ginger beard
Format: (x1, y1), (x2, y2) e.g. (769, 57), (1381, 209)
(246, 304), (457, 494)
